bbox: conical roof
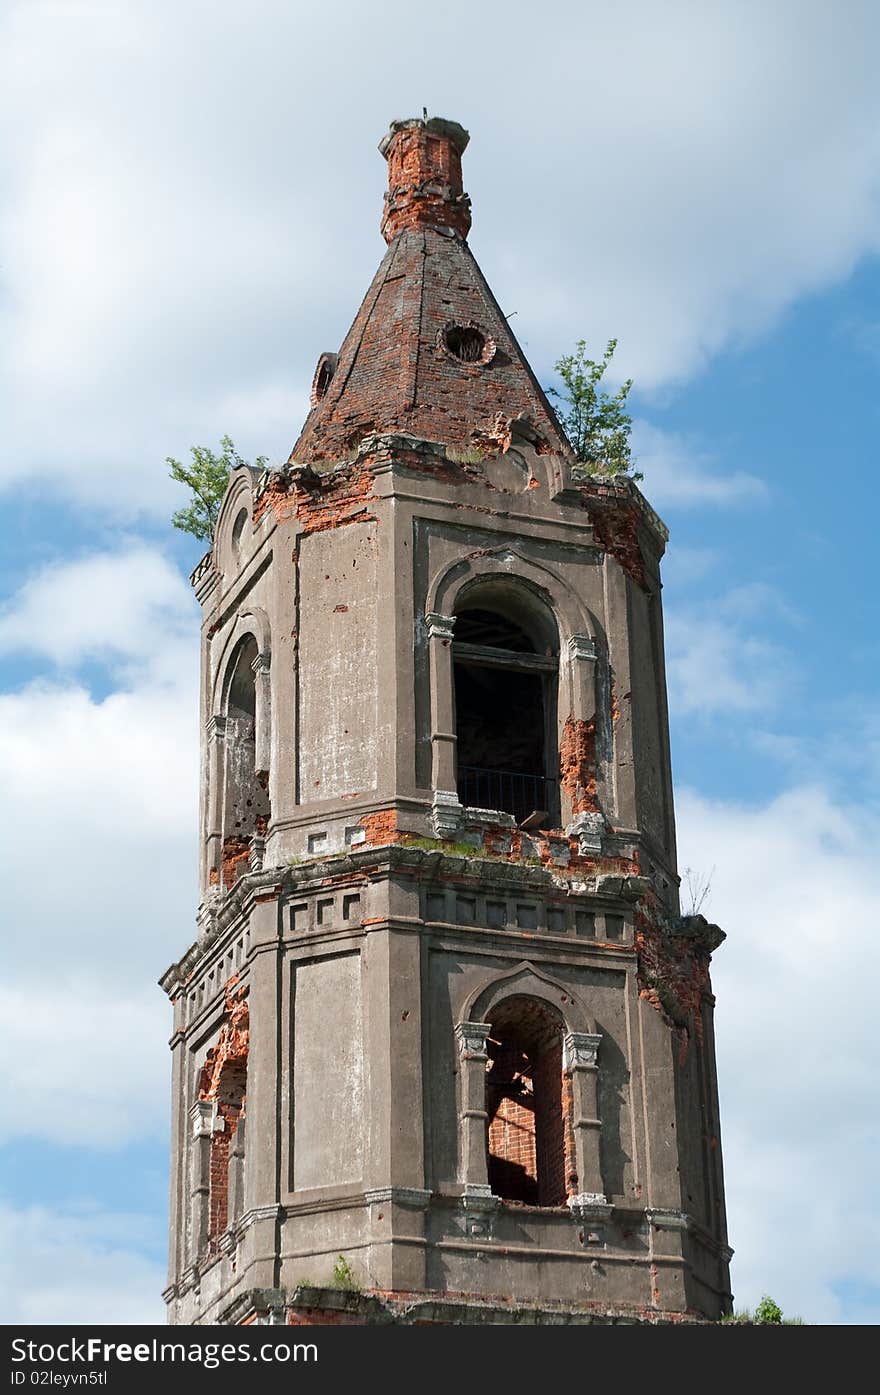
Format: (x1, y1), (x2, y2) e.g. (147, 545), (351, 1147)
(290, 118), (571, 465)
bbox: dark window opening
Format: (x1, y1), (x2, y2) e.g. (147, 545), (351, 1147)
(454, 608), (536, 653)
(452, 593), (559, 825)
(486, 997), (570, 1207)
(454, 662), (548, 822)
(222, 635), (270, 886)
(310, 351), (338, 405)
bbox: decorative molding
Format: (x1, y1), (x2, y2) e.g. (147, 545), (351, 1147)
(563, 1031), (602, 1071)
(646, 1208), (689, 1232)
(218, 1229), (238, 1256)
(206, 715), (228, 741)
(568, 634), (598, 663)
(455, 1021), (492, 1059)
(196, 892), (222, 951)
(461, 1185), (499, 1238)
(567, 809), (606, 853)
(192, 557), (221, 606)
(461, 806), (517, 830)
(251, 651), (271, 677)
(568, 1193), (613, 1225)
(424, 611), (456, 642)
(364, 1187), (432, 1208)
(190, 1101), (215, 1138)
(432, 789), (463, 839)
(236, 1204), (284, 1235)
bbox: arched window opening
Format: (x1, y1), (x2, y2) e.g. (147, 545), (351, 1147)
(485, 996), (571, 1207)
(221, 635), (270, 887)
(208, 1060), (246, 1243)
(231, 507), (248, 560)
(195, 981), (249, 1255)
(453, 587), (559, 825)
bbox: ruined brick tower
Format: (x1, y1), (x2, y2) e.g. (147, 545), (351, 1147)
(161, 117), (732, 1325)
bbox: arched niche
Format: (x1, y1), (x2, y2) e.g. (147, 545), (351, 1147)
(462, 960), (596, 1036)
(218, 634), (270, 887)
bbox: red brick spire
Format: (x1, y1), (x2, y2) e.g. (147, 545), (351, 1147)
(289, 118), (572, 466)
(379, 117), (472, 242)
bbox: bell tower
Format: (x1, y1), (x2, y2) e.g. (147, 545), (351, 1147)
(161, 116), (732, 1326)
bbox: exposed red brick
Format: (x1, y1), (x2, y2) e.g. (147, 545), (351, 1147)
(253, 460), (378, 534)
(281, 1294), (706, 1325)
(221, 835), (251, 888)
(358, 808), (399, 845)
(198, 978), (249, 1245)
(289, 127), (572, 468)
(488, 1043), (538, 1203)
(383, 821), (639, 884)
(559, 715), (599, 815)
(199, 978), (250, 1101)
(635, 903), (712, 1062)
(380, 118), (471, 242)
(208, 1087), (244, 1241)
(468, 412), (553, 460)
(533, 1042), (567, 1206)
(487, 1027), (568, 1208)
(585, 496), (647, 589)
(287, 1308), (370, 1326)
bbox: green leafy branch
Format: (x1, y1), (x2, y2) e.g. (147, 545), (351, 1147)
(167, 434), (267, 542)
(547, 338), (640, 478)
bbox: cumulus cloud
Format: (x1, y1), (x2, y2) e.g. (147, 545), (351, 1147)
(0, 986), (169, 1149)
(665, 613), (795, 716)
(0, 545), (198, 1147)
(0, 1203), (166, 1324)
(1, 1), (880, 511)
(677, 784), (880, 1323)
(0, 543), (195, 676)
(633, 423), (766, 509)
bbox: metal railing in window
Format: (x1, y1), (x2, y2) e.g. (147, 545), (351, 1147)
(458, 766), (558, 826)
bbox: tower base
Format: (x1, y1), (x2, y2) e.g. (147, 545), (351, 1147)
(228, 1286), (711, 1327)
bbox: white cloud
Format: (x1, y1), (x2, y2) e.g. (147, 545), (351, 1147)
(0, 1203), (165, 1323)
(0, 544), (195, 675)
(0, 985), (169, 1148)
(1, 1), (880, 511)
(677, 784), (880, 1323)
(0, 546), (198, 1147)
(0, 676), (197, 1145)
(665, 611), (795, 716)
(663, 578), (803, 717)
(633, 423), (767, 508)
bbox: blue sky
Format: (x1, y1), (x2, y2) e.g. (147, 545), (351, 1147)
(1, 0), (878, 1325)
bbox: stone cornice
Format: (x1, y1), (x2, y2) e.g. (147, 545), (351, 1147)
(574, 471), (670, 547)
(160, 845), (658, 987)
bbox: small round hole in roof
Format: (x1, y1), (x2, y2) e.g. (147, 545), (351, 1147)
(440, 322), (496, 366)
